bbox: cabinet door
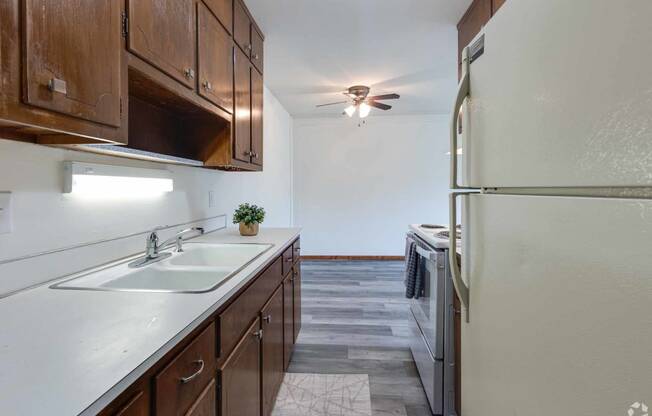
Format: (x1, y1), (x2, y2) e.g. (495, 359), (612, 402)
(261, 287), (284, 416)
(233, 0), (251, 55)
(185, 379), (216, 416)
(128, 0), (196, 88)
(233, 47), (251, 163)
(293, 266), (302, 343)
(198, 2), (234, 112)
(203, 0), (233, 33)
(492, 0), (506, 14)
(251, 29), (264, 73)
(219, 318), (261, 416)
(283, 275), (294, 370)
(23, 0), (122, 127)
(250, 68), (263, 166)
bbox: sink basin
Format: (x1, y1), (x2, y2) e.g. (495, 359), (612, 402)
(169, 243), (271, 268)
(51, 242), (273, 293)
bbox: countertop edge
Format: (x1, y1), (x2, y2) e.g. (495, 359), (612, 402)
(78, 228), (301, 416)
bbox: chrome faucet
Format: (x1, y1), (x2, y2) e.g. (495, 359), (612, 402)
(129, 227), (205, 268)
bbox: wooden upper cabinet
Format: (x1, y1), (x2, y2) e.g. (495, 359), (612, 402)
(219, 318), (262, 416)
(234, 46), (251, 163)
(251, 68), (263, 166)
(251, 29), (264, 73)
(233, 0), (251, 56)
(492, 0), (506, 14)
(261, 287), (285, 416)
(203, 0), (233, 33)
(198, 2), (234, 113)
(457, 0), (491, 76)
(128, 0), (196, 89)
(22, 0), (122, 127)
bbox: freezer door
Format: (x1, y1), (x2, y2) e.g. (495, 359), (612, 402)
(460, 194), (652, 415)
(462, 0), (652, 188)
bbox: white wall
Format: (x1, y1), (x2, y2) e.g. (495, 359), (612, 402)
(293, 114), (449, 256)
(0, 86), (293, 296)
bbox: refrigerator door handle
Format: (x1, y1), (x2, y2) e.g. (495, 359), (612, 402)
(450, 47), (470, 190)
(449, 192), (476, 322)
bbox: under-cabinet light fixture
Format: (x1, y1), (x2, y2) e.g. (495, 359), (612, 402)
(63, 162), (173, 196)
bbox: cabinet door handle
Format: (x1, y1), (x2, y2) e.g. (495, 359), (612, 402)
(179, 359), (204, 384)
(202, 80), (212, 91)
(252, 53), (259, 60)
(293, 269), (298, 277)
(252, 152), (258, 159)
(184, 68), (195, 79)
(246, 44), (253, 51)
(263, 315), (272, 323)
(48, 78), (67, 95)
(253, 329), (263, 340)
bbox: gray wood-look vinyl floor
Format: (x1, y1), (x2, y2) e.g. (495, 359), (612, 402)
(289, 260), (433, 416)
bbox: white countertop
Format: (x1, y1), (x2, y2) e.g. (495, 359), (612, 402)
(0, 227), (300, 416)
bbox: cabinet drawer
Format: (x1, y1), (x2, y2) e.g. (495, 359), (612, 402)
(292, 238), (301, 264)
(155, 323), (216, 416)
(281, 246), (293, 276)
(218, 256), (282, 358)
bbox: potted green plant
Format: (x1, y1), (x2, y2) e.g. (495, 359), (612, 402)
(233, 203), (266, 236)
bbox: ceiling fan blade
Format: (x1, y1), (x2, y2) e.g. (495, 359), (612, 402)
(316, 100), (348, 108)
(367, 101), (392, 110)
(367, 93), (400, 101)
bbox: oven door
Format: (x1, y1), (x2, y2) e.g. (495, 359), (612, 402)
(406, 233), (447, 359)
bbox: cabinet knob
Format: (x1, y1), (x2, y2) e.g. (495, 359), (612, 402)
(48, 78), (67, 95)
(253, 329), (264, 340)
(202, 80), (212, 91)
(263, 315), (272, 323)
(246, 44), (253, 51)
(252, 152), (258, 159)
(252, 53), (259, 60)
(244, 150), (253, 157)
(184, 68), (195, 79)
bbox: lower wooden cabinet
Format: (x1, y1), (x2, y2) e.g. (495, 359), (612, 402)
(283, 273), (295, 370)
(155, 323), (216, 416)
(100, 238), (301, 416)
(261, 287), (285, 416)
(293, 266), (302, 343)
(219, 318), (262, 416)
(185, 379), (216, 416)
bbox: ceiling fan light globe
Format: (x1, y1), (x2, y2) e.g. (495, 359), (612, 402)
(359, 102), (371, 118)
(344, 105), (356, 117)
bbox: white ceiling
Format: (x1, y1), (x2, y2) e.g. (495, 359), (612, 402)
(246, 0), (472, 118)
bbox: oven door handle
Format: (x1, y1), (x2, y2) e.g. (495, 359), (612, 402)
(415, 245), (437, 261)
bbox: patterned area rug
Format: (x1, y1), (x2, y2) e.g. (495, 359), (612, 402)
(272, 373), (372, 416)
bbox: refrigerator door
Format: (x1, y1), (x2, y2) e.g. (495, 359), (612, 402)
(460, 193), (652, 415)
(461, 0), (652, 188)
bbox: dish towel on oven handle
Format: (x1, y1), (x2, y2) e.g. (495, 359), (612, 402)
(404, 240), (419, 298)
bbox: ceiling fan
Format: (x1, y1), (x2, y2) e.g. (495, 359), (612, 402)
(316, 85), (400, 118)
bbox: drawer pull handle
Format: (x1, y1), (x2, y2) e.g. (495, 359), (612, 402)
(263, 315), (272, 323)
(179, 359), (205, 384)
(48, 78), (67, 94)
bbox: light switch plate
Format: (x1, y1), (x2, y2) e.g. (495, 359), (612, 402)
(0, 192), (12, 234)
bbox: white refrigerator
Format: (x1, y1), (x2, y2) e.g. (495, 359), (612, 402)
(448, 0), (652, 415)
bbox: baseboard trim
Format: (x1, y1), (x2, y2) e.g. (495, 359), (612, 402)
(300, 255), (405, 261)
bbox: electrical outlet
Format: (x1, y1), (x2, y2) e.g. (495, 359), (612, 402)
(208, 191), (215, 208)
(0, 192), (12, 234)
